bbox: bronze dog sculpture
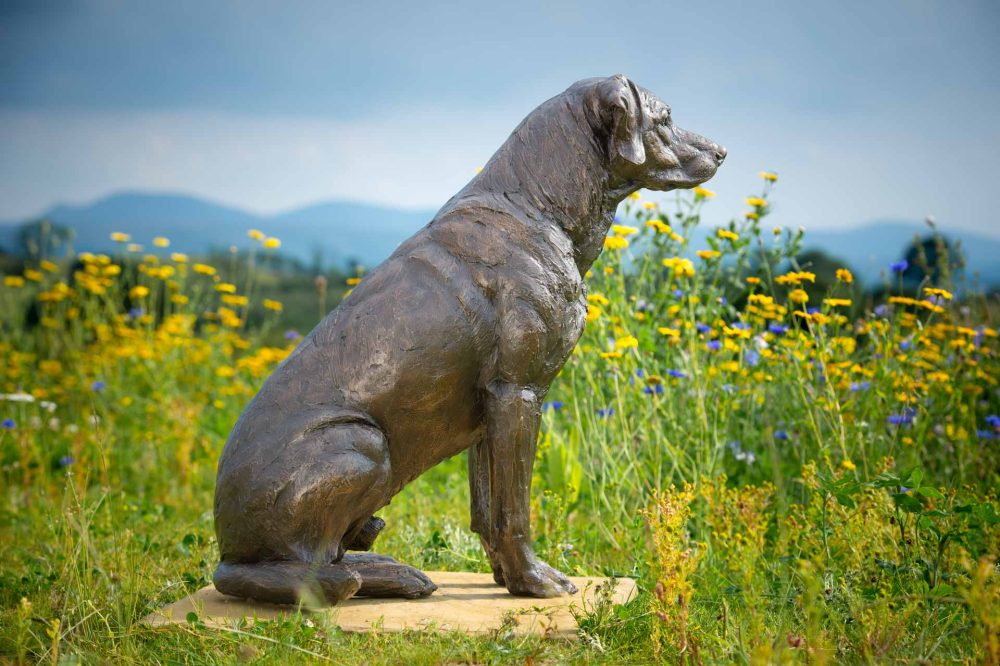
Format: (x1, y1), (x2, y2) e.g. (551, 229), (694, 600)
(213, 75), (725, 605)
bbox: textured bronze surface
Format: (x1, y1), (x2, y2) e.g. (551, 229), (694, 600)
(213, 75), (725, 606)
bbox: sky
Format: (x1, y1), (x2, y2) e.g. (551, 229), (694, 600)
(1, 0), (998, 236)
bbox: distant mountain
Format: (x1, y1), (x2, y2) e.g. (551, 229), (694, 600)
(0, 192), (437, 269)
(1, 193), (997, 288)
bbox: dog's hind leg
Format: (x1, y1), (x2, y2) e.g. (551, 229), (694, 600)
(213, 561), (362, 606)
(341, 553), (437, 598)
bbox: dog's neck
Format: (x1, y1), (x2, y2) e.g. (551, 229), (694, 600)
(466, 96), (639, 275)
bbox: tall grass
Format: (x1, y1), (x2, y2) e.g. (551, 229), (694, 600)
(1, 175), (998, 664)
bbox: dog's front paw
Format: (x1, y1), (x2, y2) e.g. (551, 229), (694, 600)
(500, 554), (577, 598)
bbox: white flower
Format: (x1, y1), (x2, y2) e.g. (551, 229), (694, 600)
(0, 393), (35, 403)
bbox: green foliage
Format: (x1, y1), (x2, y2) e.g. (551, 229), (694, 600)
(1, 175), (998, 664)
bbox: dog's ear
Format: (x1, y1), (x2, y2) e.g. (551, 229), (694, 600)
(600, 75), (646, 166)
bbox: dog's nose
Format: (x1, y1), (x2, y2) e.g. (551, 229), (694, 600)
(714, 145), (727, 163)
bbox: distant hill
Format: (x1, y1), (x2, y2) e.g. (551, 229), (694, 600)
(0, 192), (437, 269)
(1, 192), (998, 288)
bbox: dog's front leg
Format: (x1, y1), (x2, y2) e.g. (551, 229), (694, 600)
(484, 381), (577, 597)
(468, 438), (505, 585)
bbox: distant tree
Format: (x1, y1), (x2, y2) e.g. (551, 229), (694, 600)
(17, 219), (75, 261)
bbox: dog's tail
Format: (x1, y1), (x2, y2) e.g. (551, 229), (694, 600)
(213, 561), (362, 606)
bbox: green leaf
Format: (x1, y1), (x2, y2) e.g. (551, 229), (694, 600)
(917, 486), (944, 500)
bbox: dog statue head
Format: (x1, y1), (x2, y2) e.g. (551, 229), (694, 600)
(581, 75), (726, 191)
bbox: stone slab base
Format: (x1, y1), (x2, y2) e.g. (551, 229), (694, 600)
(145, 571), (637, 638)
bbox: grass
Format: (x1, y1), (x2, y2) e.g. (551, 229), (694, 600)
(1, 174), (998, 664)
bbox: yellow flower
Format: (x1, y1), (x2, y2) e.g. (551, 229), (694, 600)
(586, 304), (602, 322)
(153, 236), (170, 248)
(4, 276), (25, 288)
(693, 186), (716, 199)
(611, 224), (639, 236)
(110, 231), (131, 242)
(346, 277), (362, 286)
(744, 211), (760, 220)
(171, 294), (189, 305)
(776, 271), (816, 286)
(840, 459), (856, 472)
(645, 219), (672, 234)
(696, 250), (721, 260)
(789, 288), (809, 304)
(39, 260), (59, 273)
(263, 237), (281, 249)
(130, 285), (150, 299)
(193, 263), (216, 276)
(662, 257), (695, 277)
(772, 227), (781, 236)
(599, 350), (624, 359)
(24, 268), (43, 282)
(628, 191), (641, 201)
(615, 335), (639, 350)
(745, 276), (761, 285)
(835, 268), (854, 284)
(263, 298), (283, 312)
(221, 294), (249, 307)
(745, 197), (768, 208)
(658, 327), (680, 339)
(716, 229), (739, 242)
(587, 293), (610, 306)
(216, 366), (236, 378)
(127, 243), (143, 253)
(171, 253), (189, 263)
(215, 283), (237, 294)
(604, 236), (629, 250)
(823, 298), (852, 308)
(758, 171), (778, 182)
(924, 287), (953, 301)
(247, 229), (265, 241)
(642, 201), (657, 210)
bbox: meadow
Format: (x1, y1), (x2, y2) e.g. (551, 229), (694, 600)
(1, 175), (998, 665)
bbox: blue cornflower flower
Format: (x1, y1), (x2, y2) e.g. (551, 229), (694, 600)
(889, 260), (908, 273)
(128, 307), (145, 319)
(744, 350), (760, 367)
(874, 304), (890, 318)
(775, 430), (789, 441)
(542, 401), (564, 411)
(2, 418), (14, 429)
(978, 430), (995, 440)
(91, 380), (106, 392)
(673, 289), (684, 299)
(730, 321), (751, 330)
(644, 384), (664, 395)
(597, 407), (614, 418)
(284, 329), (301, 340)
(768, 323), (788, 335)
(696, 322), (711, 334)
(806, 307), (821, 315)
(985, 415), (1000, 429)
(850, 381), (871, 392)
(667, 369), (687, 379)
(707, 340), (722, 351)
(58, 455), (75, 467)
(888, 412), (915, 426)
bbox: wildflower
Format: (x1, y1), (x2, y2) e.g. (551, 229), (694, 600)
(586, 304), (602, 322)
(746, 276), (761, 286)
(696, 250), (720, 260)
(2, 418), (14, 429)
(215, 283), (237, 294)
(221, 294), (249, 307)
(823, 298), (852, 308)
(775, 271), (816, 285)
(744, 350), (760, 366)
(346, 277), (362, 286)
(924, 287), (952, 301)
(696, 322), (711, 334)
(40, 260), (58, 272)
(707, 340), (722, 351)
(646, 219), (672, 234)
(263, 237), (282, 249)
(836, 268), (854, 283)
(693, 186), (716, 198)
(789, 288), (809, 304)
(759, 171), (778, 182)
(745, 197), (768, 208)
(24, 269), (43, 281)
(153, 236), (170, 247)
(193, 263), (216, 276)
(644, 384), (664, 395)
(284, 330), (302, 340)
(588, 293), (610, 306)
(611, 224), (639, 236)
(171, 253), (189, 263)
(840, 459), (856, 471)
(110, 231), (130, 242)
(128, 307), (145, 318)
(658, 327), (680, 339)
(597, 407), (615, 418)
(614, 336), (637, 351)
(91, 380), (106, 392)
(662, 257), (695, 277)
(58, 455), (75, 467)
(850, 380), (871, 392)
(129, 285), (150, 299)
(599, 351), (623, 359)
(744, 211), (760, 220)
(247, 229), (265, 240)
(774, 430), (789, 441)
(772, 227), (781, 235)
(985, 415), (1000, 429)
(667, 369), (687, 379)
(263, 299), (283, 312)
(171, 294), (189, 305)
(889, 259), (908, 273)
(542, 401), (564, 411)
(716, 229), (739, 241)
(4, 276), (25, 287)
(768, 323), (788, 335)
(887, 411), (915, 426)
(604, 236), (629, 250)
